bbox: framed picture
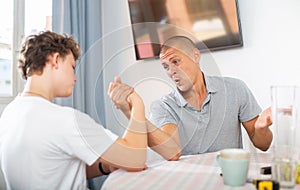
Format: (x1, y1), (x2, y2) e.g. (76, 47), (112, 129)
(128, 0), (243, 60)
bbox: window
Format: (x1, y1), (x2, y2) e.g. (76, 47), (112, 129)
(0, 0), (13, 98)
(0, 0), (52, 104)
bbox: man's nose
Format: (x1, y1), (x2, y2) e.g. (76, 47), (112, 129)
(167, 64), (177, 75)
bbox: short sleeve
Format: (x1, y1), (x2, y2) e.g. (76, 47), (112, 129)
(149, 99), (178, 128)
(62, 109), (118, 166)
(237, 80), (262, 122)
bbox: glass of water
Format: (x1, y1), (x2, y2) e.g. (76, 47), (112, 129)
(271, 85), (299, 188)
(272, 151), (297, 188)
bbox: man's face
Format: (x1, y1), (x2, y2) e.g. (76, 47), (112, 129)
(159, 48), (199, 92)
(53, 53), (77, 97)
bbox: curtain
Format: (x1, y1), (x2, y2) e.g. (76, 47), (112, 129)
(52, 0), (108, 189)
(52, 0), (106, 125)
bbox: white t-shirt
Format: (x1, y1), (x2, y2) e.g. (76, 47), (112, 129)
(0, 96), (118, 190)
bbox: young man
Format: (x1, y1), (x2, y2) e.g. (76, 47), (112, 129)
(0, 31), (176, 189)
(110, 36), (272, 156)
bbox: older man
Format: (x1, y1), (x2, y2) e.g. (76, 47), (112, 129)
(110, 36), (272, 156)
(149, 36), (272, 155)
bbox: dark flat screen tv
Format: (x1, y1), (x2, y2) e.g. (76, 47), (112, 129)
(128, 0), (243, 60)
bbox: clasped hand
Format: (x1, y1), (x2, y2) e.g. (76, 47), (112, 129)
(107, 76), (134, 118)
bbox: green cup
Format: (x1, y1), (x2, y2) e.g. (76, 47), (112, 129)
(216, 148), (250, 187)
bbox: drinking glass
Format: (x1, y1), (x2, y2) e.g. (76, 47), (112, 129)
(271, 85), (299, 188)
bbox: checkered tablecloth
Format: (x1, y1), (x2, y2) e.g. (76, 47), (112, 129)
(101, 152), (296, 190)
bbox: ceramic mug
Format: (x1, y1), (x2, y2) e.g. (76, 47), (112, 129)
(216, 148), (250, 187)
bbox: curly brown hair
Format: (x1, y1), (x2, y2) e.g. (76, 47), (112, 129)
(18, 31), (81, 80)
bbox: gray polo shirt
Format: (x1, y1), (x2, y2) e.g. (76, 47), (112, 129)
(149, 75), (262, 155)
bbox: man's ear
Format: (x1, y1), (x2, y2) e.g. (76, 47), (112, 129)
(193, 48), (200, 62)
(48, 52), (60, 69)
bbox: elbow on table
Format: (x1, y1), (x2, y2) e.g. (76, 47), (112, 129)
(123, 153), (147, 172)
(124, 166), (147, 172)
(167, 151), (182, 161)
(122, 161), (147, 172)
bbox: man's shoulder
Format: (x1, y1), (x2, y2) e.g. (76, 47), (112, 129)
(151, 91), (177, 106)
(207, 75), (244, 83)
(224, 77), (247, 89)
(151, 91), (170, 102)
(207, 75), (246, 89)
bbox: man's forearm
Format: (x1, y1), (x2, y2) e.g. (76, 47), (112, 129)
(252, 128), (273, 151)
(146, 120), (182, 160)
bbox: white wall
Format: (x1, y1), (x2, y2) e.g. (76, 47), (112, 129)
(102, 0), (300, 139)
(213, 0), (300, 109)
(0, 105), (5, 116)
(1, 0), (300, 136)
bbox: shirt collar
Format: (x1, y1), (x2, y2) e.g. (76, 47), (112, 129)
(204, 74), (217, 94)
(173, 73), (218, 107)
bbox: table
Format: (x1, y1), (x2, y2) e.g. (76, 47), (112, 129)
(101, 152), (299, 190)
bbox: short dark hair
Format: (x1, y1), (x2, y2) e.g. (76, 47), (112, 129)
(160, 36), (197, 56)
(18, 31), (81, 80)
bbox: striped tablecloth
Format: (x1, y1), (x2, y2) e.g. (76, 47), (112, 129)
(101, 152), (283, 190)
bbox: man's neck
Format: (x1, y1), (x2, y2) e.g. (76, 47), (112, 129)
(181, 73), (207, 110)
(22, 76), (53, 101)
